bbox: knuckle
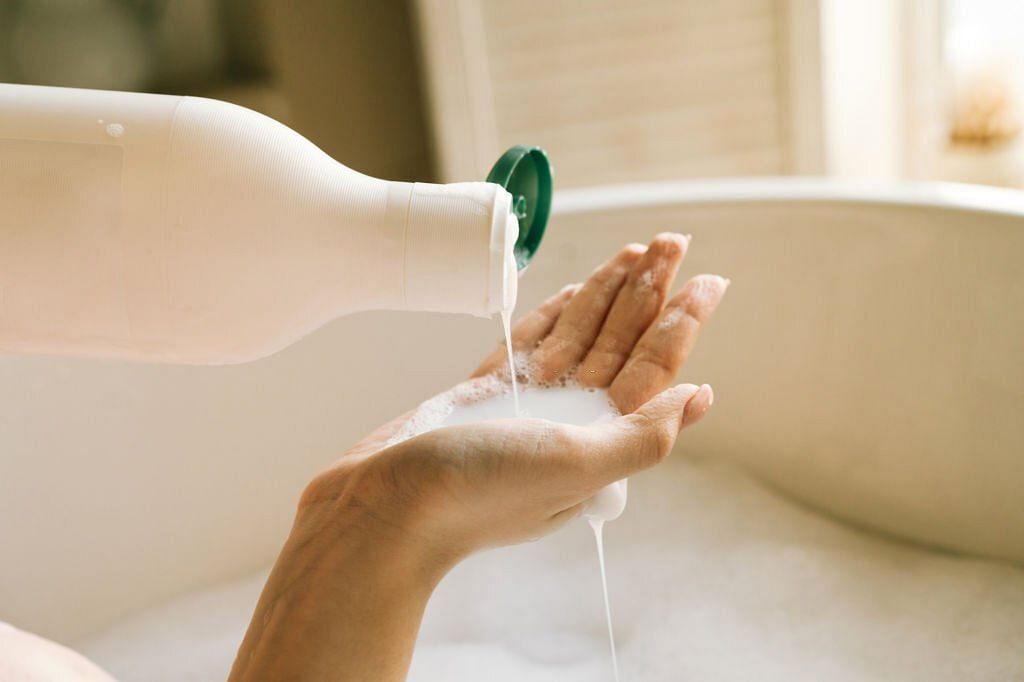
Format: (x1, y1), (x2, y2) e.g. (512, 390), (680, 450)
(647, 426), (675, 464)
(298, 471), (334, 510)
(543, 422), (578, 454)
(626, 413), (675, 466)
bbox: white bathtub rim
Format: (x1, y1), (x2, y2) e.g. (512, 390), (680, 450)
(553, 177), (1024, 219)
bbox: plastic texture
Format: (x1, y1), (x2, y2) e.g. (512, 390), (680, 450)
(487, 145), (552, 270)
(0, 84), (519, 363)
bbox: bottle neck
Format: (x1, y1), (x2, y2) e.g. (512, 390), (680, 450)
(394, 181), (517, 318)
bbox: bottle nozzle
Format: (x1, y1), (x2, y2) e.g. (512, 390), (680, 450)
(486, 145), (553, 271)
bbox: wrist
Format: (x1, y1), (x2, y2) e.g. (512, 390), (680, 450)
(292, 496), (456, 591)
(231, 478), (450, 681)
(296, 457), (465, 581)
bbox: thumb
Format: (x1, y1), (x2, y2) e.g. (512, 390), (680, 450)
(579, 383), (714, 486)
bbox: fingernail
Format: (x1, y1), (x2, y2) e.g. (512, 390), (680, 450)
(651, 232), (690, 256)
(682, 384), (714, 428)
(684, 233), (693, 244)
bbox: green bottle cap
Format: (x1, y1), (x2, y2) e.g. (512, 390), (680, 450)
(487, 145), (552, 271)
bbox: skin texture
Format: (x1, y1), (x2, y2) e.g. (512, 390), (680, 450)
(229, 234), (728, 681)
(0, 622), (115, 682)
(1, 235), (726, 681)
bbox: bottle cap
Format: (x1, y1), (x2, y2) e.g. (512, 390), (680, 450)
(487, 145), (552, 271)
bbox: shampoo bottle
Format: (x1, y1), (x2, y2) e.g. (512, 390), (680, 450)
(0, 84), (551, 363)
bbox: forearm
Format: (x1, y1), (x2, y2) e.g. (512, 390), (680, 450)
(229, 504), (448, 682)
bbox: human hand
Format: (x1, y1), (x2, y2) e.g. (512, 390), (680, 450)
(302, 232), (728, 556)
(231, 235), (727, 682)
(473, 232), (729, 412)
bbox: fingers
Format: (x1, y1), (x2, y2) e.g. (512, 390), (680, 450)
(530, 244), (646, 383)
(471, 283), (580, 378)
(578, 233), (690, 388)
(573, 383), (712, 487)
(609, 274), (729, 413)
(681, 383), (714, 428)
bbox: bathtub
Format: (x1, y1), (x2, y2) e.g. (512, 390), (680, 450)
(2, 179), (1022, 680)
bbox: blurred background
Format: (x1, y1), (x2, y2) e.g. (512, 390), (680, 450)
(5, 0), (1024, 650)
(3, 0), (1024, 190)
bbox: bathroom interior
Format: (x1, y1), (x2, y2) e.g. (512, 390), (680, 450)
(1, 1), (1023, 680)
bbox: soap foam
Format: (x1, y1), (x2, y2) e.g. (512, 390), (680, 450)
(438, 384), (617, 428)
(388, 366), (617, 446)
(386, 375), (508, 446)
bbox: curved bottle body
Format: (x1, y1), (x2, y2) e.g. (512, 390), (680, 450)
(0, 84), (517, 363)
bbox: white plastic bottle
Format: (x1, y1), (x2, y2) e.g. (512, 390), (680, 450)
(0, 84), (552, 364)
